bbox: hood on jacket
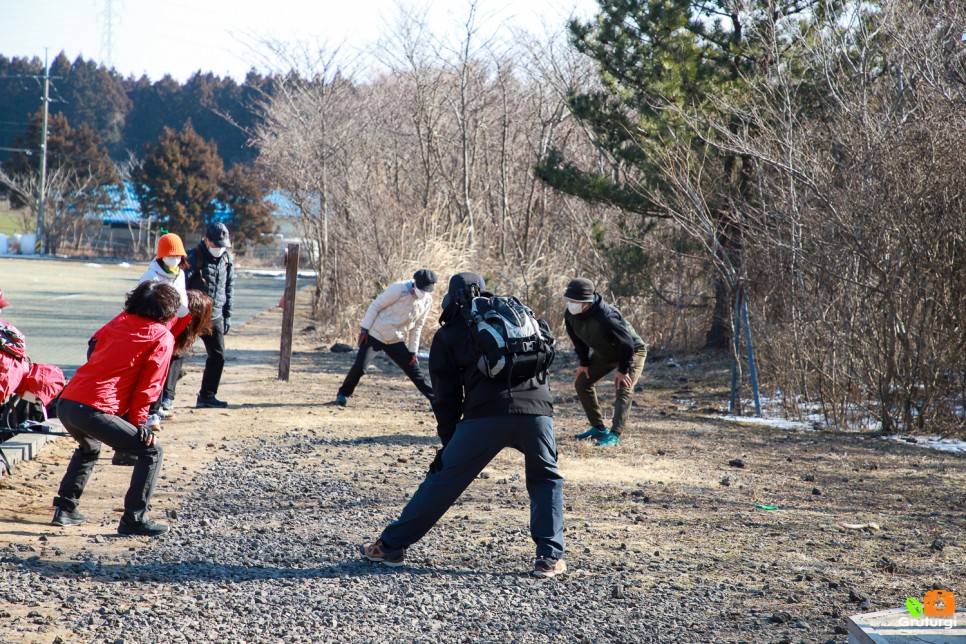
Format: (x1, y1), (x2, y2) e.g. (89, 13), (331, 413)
(439, 272), (490, 324)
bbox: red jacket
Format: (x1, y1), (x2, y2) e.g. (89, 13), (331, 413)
(0, 318), (29, 399)
(62, 312), (173, 427)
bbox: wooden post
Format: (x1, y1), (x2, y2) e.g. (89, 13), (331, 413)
(278, 243), (300, 380)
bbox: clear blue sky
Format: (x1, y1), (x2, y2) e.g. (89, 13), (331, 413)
(0, 0), (597, 81)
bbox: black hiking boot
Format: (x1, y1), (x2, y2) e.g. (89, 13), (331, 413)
(117, 516), (170, 537)
(51, 508), (87, 526)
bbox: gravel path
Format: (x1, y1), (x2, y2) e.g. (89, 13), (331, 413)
(2, 426), (717, 643)
(1, 296), (962, 644)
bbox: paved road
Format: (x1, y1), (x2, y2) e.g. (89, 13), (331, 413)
(0, 256), (289, 376)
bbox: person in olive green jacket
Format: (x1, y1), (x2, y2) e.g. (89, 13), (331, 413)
(563, 278), (647, 447)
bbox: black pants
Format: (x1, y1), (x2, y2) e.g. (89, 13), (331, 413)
(149, 353), (183, 414)
(163, 354), (184, 402)
(199, 317), (226, 397)
(338, 336), (433, 400)
(54, 399), (164, 523)
(381, 415), (564, 559)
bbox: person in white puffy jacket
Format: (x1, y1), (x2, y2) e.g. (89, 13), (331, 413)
(335, 269), (437, 406)
(139, 233), (189, 318)
(136, 233), (189, 432)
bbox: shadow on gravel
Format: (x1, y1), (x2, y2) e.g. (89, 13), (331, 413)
(333, 435), (440, 447)
(230, 402), (318, 409)
(10, 557), (522, 584)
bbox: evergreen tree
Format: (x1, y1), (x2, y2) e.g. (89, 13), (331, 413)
(53, 55), (131, 153)
(2, 110), (119, 203)
(0, 110), (119, 252)
(132, 122), (224, 239)
(0, 55), (46, 166)
(536, 0), (844, 348)
(122, 74), (187, 156)
(219, 164), (276, 251)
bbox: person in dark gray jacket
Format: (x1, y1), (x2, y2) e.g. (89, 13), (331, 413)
(563, 278), (647, 447)
(360, 272), (566, 578)
(183, 222), (235, 408)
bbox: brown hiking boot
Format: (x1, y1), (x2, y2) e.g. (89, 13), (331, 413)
(360, 539), (406, 567)
(532, 557), (567, 579)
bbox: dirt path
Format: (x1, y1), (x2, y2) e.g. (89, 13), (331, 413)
(1, 295), (963, 643)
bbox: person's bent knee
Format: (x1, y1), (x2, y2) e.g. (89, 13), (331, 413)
(78, 446), (101, 459)
(137, 442), (163, 462)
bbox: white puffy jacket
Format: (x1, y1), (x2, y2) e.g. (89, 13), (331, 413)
(360, 280), (433, 353)
(139, 259), (189, 318)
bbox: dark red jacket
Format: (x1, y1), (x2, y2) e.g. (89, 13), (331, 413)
(62, 312), (173, 426)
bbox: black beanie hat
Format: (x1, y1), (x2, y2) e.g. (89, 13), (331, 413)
(439, 272), (488, 324)
(563, 278), (595, 302)
(413, 268), (437, 292)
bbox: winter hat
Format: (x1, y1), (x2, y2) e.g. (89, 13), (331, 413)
(156, 233), (187, 259)
(413, 268), (437, 292)
(440, 272), (488, 323)
(205, 222), (232, 248)
(563, 278), (595, 302)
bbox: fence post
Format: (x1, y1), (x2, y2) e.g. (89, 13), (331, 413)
(741, 294), (762, 417)
(729, 285), (763, 418)
(278, 243), (300, 381)
(729, 287), (743, 415)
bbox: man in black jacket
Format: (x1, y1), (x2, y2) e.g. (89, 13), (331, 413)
(183, 222), (235, 408)
(360, 272), (566, 578)
(564, 278), (647, 447)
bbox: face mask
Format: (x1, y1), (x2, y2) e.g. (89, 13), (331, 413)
(209, 246), (226, 258)
(162, 256), (181, 267)
(567, 302), (586, 315)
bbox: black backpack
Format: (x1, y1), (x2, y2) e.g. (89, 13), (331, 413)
(457, 285), (555, 388)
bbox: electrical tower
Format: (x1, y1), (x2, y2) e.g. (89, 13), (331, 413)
(98, 0), (122, 70)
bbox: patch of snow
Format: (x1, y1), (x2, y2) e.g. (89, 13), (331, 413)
(719, 415), (814, 431)
(709, 391), (961, 456)
(85, 263), (102, 268)
(240, 269), (317, 279)
(119, 262), (131, 268)
(885, 435), (966, 455)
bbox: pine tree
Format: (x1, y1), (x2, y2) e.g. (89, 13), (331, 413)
(0, 110), (120, 252)
(219, 164), (276, 252)
(536, 0), (844, 348)
(132, 122), (224, 239)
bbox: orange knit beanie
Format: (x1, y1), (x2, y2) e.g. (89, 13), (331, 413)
(156, 233), (187, 259)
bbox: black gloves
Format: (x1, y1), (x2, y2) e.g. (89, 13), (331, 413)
(223, 317), (231, 334)
(136, 425), (156, 445)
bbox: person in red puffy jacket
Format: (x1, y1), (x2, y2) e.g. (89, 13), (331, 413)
(51, 280), (180, 537)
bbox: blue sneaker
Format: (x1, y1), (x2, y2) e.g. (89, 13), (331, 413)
(596, 432), (620, 447)
(335, 393), (348, 407)
(574, 425), (609, 440)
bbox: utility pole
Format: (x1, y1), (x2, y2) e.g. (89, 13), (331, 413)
(37, 50), (50, 255)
